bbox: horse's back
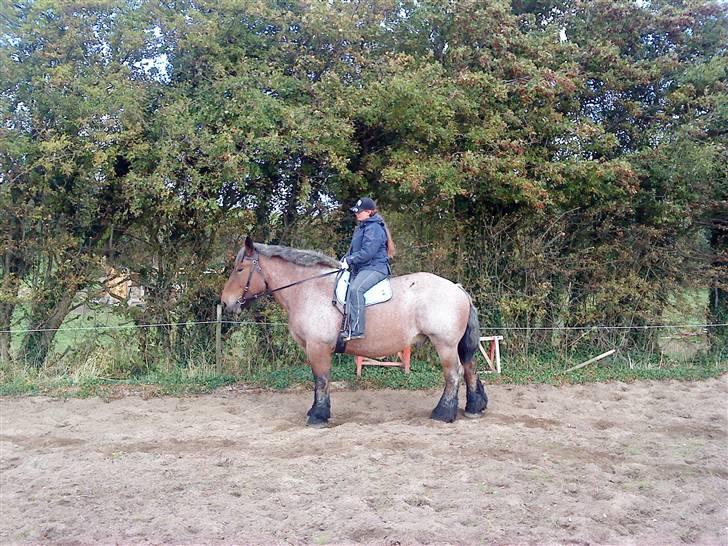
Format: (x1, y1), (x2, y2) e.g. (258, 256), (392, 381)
(390, 271), (469, 302)
(389, 272), (471, 335)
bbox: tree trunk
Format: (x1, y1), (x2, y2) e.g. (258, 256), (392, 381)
(708, 217), (727, 350)
(0, 302), (13, 365)
(19, 287), (77, 368)
(1, 249), (26, 365)
(546, 279), (572, 350)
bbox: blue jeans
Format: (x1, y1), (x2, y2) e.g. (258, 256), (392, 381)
(345, 269), (388, 336)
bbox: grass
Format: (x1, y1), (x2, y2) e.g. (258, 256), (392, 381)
(5, 346), (723, 398)
(489, 349), (728, 384)
(240, 348), (727, 391)
(0, 366), (238, 398)
(245, 354), (445, 391)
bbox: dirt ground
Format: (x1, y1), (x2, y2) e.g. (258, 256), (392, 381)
(1, 377), (727, 545)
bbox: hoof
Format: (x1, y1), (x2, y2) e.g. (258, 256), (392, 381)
(465, 379), (488, 415)
(463, 410), (484, 419)
(306, 406), (330, 427)
(430, 407), (458, 423)
(306, 400), (331, 427)
(430, 412), (456, 423)
(431, 395), (459, 423)
(306, 418), (329, 428)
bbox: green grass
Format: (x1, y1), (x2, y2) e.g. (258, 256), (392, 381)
(497, 352), (727, 384)
(0, 365), (238, 398)
(2, 341), (726, 397)
(245, 355), (445, 391)
(1, 352), (724, 397)
(238, 349), (727, 391)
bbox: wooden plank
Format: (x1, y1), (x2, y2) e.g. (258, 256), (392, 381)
(564, 349), (616, 373)
(355, 350), (411, 377)
(478, 340), (493, 368)
(359, 360), (404, 367)
(494, 336), (501, 374)
(478, 336), (503, 374)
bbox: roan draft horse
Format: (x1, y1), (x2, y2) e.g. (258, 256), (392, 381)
(221, 236), (488, 426)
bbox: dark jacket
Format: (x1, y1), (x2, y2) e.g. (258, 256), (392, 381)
(345, 214), (390, 276)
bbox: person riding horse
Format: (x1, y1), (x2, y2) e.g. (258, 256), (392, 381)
(221, 233), (486, 425)
(339, 197), (395, 342)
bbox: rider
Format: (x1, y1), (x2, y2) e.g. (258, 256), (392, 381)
(339, 197), (395, 341)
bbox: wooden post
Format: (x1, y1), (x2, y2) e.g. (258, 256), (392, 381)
(215, 304), (222, 374)
(493, 336), (501, 374)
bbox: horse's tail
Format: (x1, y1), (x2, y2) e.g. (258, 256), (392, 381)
(457, 301), (481, 364)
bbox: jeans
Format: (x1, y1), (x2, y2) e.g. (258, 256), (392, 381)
(345, 269), (388, 336)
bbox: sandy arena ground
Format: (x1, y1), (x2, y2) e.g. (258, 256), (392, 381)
(1, 377), (727, 545)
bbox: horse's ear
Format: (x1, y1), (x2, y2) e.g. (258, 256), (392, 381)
(244, 235), (255, 257)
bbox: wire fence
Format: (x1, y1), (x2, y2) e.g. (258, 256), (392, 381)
(3, 321), (726, 335)
(2, 309), (725, 379)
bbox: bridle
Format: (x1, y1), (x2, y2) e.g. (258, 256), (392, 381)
(235, 250), (341, 307)
(236, 250), (268, 307)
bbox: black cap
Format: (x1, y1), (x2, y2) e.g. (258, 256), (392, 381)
(350, 197), (376, 213)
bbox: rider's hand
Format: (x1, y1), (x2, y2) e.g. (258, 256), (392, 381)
(339, 259), (349, 270)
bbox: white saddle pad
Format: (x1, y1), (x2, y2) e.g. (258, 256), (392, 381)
(335, 271), (392, 306)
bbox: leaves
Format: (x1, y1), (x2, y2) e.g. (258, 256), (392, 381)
(1, 0), (726, 366)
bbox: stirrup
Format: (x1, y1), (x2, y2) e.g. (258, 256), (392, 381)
(334, 332), (347, 353)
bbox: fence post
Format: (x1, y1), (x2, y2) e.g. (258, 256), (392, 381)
(216, 304), (222, 374)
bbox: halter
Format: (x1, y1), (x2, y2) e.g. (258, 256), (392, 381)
(235, 250), (341, 307)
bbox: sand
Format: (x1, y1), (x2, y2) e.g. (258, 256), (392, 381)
(1, 377), (726, 545)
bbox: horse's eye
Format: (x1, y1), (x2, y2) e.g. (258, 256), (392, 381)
(236, 267), (244, 273)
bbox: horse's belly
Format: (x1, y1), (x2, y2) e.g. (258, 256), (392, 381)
(345, 300), (420, 355)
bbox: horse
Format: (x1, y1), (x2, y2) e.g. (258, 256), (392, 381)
(220, 236), (488, 426)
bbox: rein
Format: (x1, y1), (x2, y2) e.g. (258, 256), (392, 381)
(236, 250), (341, 306)
(268, 269), (342, 293)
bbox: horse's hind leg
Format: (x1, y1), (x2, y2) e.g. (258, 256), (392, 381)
(463, 360), (488, 417)
(430, 341), (462, 423)
(306, 344), (332, 427)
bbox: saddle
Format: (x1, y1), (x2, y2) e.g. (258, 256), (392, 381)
(334, 271), (392, 307)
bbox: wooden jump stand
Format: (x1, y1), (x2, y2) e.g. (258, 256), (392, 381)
(353, 336), (503, 376)
(355, 347), (411, 377)
(478, 335), (503, 374)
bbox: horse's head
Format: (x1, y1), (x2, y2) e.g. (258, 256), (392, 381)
(221, 236), (269, 313)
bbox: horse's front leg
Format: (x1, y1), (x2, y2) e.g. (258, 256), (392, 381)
(306, 344), (333, 427)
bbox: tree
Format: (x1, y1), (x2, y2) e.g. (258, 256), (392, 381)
(0, 0), (151, 365)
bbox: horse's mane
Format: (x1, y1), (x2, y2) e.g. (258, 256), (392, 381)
(237, 243), (340, 269)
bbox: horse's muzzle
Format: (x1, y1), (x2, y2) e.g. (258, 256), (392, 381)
(221, 297), (242, 315)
